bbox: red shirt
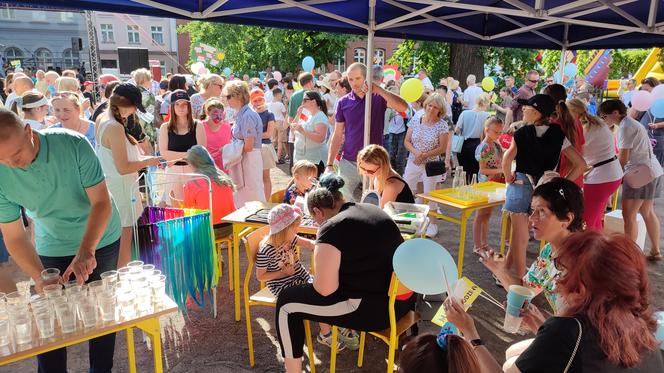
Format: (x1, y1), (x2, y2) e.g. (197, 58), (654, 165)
(184, 179), (235, 225)
(551, 116), (585, 188)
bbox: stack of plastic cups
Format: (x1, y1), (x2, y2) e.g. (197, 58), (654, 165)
(6, 291), (32, 345)
(15, 280), (31, 304)
(0, 293), (9, 347)
(503, 285), (535, 333)
(31, 295), (55, 339)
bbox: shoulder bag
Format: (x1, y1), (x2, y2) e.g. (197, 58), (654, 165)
(418, 116), (447, 176)
(563, 318), (583, 373)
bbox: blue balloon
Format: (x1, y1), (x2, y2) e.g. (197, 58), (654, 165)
(392, 238), (458, 295)
(553, 71), (561, 83)
(564, 79), (574, 88)
(302, 56), (315, 72)
(223, 67), (231, 76)
(651, 98), (664, 118)
(564, 63), (578, 77)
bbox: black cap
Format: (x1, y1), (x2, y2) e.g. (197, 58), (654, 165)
(112, 83), (146, 113)
(517, 94), (555, 118)
(170, 89), (189, 103)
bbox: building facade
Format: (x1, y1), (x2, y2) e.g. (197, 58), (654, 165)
(0, 8), (90, 75)
(343, 37), (403, 70)
(93, 12), (179, 77)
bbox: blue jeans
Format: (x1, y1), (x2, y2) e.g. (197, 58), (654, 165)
(504, 172), (534, 214)
(384, 132), (407, 175)
(37, 239), (120, 373)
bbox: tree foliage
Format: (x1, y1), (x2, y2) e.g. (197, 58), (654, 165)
(387, 40), (449, 82)
(179, 22), (355, 75)
(541, 49), (651, 80)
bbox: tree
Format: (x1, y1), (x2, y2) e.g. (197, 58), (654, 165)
(179, 22), (355, 75)
(387, 40), (449, 83)
(481, 47), (539, 87)
(449, 44), (484, 88)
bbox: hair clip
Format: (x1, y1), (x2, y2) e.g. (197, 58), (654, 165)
(436, 322), (458, 351)
(559, 188), (565, 198)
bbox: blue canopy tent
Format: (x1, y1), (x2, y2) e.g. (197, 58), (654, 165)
(10, 0), (664, 144)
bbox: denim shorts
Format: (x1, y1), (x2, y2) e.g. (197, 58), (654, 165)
(504, 172), (534, 214)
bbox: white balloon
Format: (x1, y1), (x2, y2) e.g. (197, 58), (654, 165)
(652, 84), (664, 99)
(190, 62), (204, 74)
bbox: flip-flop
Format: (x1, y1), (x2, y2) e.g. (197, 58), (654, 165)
(646, 252), (663, 261)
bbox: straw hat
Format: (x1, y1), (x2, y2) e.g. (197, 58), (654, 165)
(318, 77), (333, 92)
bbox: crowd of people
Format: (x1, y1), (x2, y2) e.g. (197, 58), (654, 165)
(0, 60), (663, 373)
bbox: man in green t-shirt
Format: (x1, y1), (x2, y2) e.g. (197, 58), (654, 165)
(0, 109), (121, 372)
(286, 72), (315, 171)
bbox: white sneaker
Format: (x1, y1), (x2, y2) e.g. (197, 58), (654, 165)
(426, 223), (438, 237)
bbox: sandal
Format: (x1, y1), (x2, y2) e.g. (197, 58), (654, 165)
(646, 252), (663, 261)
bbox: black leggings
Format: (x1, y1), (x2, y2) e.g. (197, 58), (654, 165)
(458, 138), (481, 184)
(275, 283), (413, 359)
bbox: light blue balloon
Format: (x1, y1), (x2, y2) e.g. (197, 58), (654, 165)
(302, 56), (315, 71)
(553, 71), (561, 83)
(564, 63), (577, 77)
(223, 67), (231, 76)
(392, 238), (458, 295)
(651, 99), (664, 118)
(564, 79), (574, 88)
(655, 311), (664, 350)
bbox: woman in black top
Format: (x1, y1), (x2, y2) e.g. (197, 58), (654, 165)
(157, 89), (206, 201)
(357, 144), (415, 207)
(275, 173), (414, 373)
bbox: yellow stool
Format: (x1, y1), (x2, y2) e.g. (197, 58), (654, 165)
(215, 234), (234, 291)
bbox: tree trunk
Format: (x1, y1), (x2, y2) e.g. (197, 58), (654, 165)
(449, 43), (484, 86)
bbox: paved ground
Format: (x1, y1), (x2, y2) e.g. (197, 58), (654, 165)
(2, 163), (663, 373)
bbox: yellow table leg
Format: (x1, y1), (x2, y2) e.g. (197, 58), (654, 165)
(233, 224), (242, 321)
(136, 317), (164, 373)
(126, 328), (137, 373)
(499, 211), (508, 256)
(457, 210), (472, 277)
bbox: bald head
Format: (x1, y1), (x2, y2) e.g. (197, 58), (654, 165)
(14, 77), (34, 95)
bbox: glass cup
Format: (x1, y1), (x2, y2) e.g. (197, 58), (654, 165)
(97, 290), (117, 322)
(149, 275), (166, 304)
(0, 311), (10, 346)
(54, 301), (77, 334)
(117, 267), (132, 282)
(41, 268), (61, 286)
(126, 261), (144, 275)
(13, 313), (33, 344)
(117, 290), (136, 321)
(142, 264), (155, 273)
(134, 286), (152, 316)
(6, 291), (28, 306)
(87, 280), (105, 298)
(34, 308), (55, 339)
(43, 284), (64, 299)
(100, 270), (118, 289)
(78, 298), (98, 328)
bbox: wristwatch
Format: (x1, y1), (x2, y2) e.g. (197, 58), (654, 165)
(470, 338), (484, 347)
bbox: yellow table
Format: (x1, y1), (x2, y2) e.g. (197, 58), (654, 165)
(0, 296), (178, 372)
(417, 193), (508, 277)
(222, 202), (318, 321)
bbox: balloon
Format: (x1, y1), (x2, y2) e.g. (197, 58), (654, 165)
(223, 67), (232, 76)
(273, 71), (282, 82)
(655, 311), (664, 350)
(652, 84), (664, 99)
(564, 63), (578, 77)
(302, 56), (315, 72)
(400, 78), (424, 103)
(651, 98), (664, 118)
(631, 90), (655, 111)
(198, 66), (209, 75)
(190, 62), (204, 75)
(392, 238), (458, 295)
(481, 76), (495, 92)
(293, 82), (302, 91)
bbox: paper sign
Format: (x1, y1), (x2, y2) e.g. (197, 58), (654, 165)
(431, 277), (483, 327)
(10, 60), (21, 67)
(202, 43), (215, 53)
(194, 47), (202, 53)
(197, 56), (206, 62)
(210, 59), (219, 66)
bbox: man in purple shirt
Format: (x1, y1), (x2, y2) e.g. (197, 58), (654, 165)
(325, 62), (407, 200)
(507, 70), (539, 125)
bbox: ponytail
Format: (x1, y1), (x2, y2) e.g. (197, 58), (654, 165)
(557, 100), (578, 147)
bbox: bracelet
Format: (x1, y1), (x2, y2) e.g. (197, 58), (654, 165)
(327, 164), (334, 167)
(470, 338), (484, 347)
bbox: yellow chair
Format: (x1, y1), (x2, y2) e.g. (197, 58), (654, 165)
(242, 226), (316, 371)
(270, 188), (287, 203)
(329, 273), (420, 373)
(214, 227), (234, 291)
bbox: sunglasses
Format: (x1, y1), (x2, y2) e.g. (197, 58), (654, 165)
(528, 79), (539, 84)
(359, 164), (380, 175)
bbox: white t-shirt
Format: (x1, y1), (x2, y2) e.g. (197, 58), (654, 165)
(462, 85), (484, 109)
(24, 118), (45, 130)
(583, 124), (623, 184)
(268, 101), (286, 121)
(618, 116), (664, 178)
(265, 89), (274, 103)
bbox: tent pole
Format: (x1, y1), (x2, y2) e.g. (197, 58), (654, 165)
(364, 0), (376, 149)
(558, 24), (569, 84)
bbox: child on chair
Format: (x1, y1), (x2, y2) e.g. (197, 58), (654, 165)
(283, 160), (318, 205)
(255, 204), (357, 351)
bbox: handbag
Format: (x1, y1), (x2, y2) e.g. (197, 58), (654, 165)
(425, 158), (446, 177)
(623, 150), (657, 188)
(563, 318), (583, 373)
(452, 134), (464, 153)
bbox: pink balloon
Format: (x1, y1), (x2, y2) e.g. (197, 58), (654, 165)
(631, 90), (655, 111)
(273, 71), (282, 82)
(198, 66), (209, 75)
(652, 84), (664, 99)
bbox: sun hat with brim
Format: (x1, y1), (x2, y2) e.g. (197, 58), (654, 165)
(268, 204), (302, 235)
(170, 89), (190, 104)
(112, 83), (146, 113)
(318, 78), (332, 91)
(516, 94), (555, 118)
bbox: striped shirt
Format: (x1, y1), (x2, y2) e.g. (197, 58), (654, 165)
(255, 237), (312, 297)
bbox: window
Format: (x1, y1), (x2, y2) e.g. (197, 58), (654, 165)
(4, 47), (23, 65)
(35, 48), (53, 69)
(150, 26), (164, 45)
(100, 24), (114, 43)
(353, 48), (366, 64)
(127, 25), (140, 44)
(32, 11), (47, 21)
(335, 54), (346, 72)
(0, 7), (15, 20)
(160, 60), (166, 77)
(374, 49), (385, 66)
(63, 48), (80, 67)
(60, 12), (75, 22)
(101, 59), (117, 69)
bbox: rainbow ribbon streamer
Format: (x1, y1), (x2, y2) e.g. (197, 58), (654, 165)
(135, 207), (217, 312)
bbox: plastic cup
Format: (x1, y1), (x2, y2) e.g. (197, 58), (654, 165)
(142, 264), (155, 273)
(63, 280), (79, 289)
(13, 313), (33, 344)
(100, 270), (118, 289)
(0, 312), (10, 346)
(97, 289), (117, 322)
(117, 290), (136, 321)
(54, 302), (77, 334)
(149, 275), (166, 304)
(6, 291), (28, 306)
(34, 308), (55, 339)
(87, 280), (105, 297)
(41, 268), (61, 285)
(78, 298), (98, 328)
(117, 267), (132, 282)
(130, 276), (148, 291)
(127, 261), (144, 275)
(65, 284), (86, 297)
(43, 284), (64, 299)
(30, 295), (51, 313)
(0, 292), (6, 313)
(503, 285), (534, 333)
(135, 286), (152, 316)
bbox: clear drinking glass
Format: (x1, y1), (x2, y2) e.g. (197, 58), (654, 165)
(40, 268), (61, 285)
(79, 298), (98, 328)
(87, 280), (105, 298)
(43, 284), (64, 298)
(54, 301), (77, 334)
(126, 260), (144, 275)
(135, 286), (152, 316)
(6, 291), (28, 306)
(0, 312), (10, 346)
(100, 270), (118, 289)
(13, 313), (33, 344)
(97, 289), (117, 322)
(117, 290), (136, 321)
(34, 308), (55, 339)
(149, 275), (166, 305)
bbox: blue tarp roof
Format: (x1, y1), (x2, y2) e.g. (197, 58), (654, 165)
(8, 0), (664, 50)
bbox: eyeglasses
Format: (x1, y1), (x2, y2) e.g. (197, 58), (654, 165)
(527, 79), (539, 84)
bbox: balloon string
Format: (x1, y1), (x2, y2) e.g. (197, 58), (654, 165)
(478, 292), (505, 310)
(440, 262), (451, 296)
